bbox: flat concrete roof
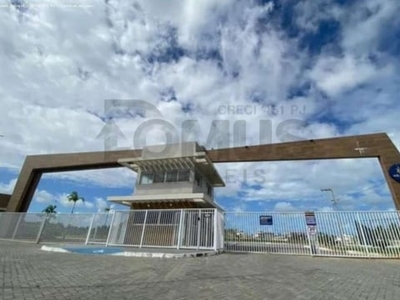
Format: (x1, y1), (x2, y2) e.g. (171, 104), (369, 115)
(118, 153), (225, 187)
(108, 193), (225, 211)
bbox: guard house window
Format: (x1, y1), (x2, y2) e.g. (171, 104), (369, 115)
(153, 171), (165, 183)
(166, 170), (178, 182)
(195, 171), (202, 186)
(159, 211), (179, 224)
(140, 172), (153, 184)
(177, 169), (190, 182)
(132, 211), (146, 224)
(145, 211), (159, 224)
(207, 183), (213, 197)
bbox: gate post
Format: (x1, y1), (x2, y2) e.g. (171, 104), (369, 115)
(12, 213), (24, 239)
(105, 211), (116, 247)
(36, 215), (48, 244)
(177, 209), (184, 250)
(213, 209), (218, 251)
(139, 210), (148, 248)
(85, 214), (96, 245)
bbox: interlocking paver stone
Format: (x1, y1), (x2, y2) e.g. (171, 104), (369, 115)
(1, 240), (400, 299)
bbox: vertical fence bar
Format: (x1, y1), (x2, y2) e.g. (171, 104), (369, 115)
(196, 209), (202, 250)
(182, 211), (188, 248)
(381, 212), (391, 257)
(171, 211), (177, 246)
(85, 214), (96, 245)
(105, 211), (116, 247)
(221, 212), (225, 250)
(11, 213), (23, 240)
(365, 212), (378, 255)
(213, 209), (218, 251)
(205, 212), (209, 248)
(389, 212), (396, 257)
(139, 210), (148, 248)
(307, 222), (313, 256)
(177, 209), (184, 250)
(36, 215), (48, 244)
(115, 212), (128, 245)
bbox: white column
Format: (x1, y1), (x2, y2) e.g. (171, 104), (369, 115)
(213, 209), (218, 251)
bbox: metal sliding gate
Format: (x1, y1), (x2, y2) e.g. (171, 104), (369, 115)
(106, 209), (222, 250)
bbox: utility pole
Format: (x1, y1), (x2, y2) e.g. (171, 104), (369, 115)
(321, 188), (345, 244)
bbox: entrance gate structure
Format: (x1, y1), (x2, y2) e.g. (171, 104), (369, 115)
(4, 132), (400, 212)
(2, 132), (400, 254)
(101, 142), (226, 250)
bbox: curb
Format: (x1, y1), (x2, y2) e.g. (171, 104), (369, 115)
(40, 245), (220, 259)
(41, 245), (71, 253)
(111, 251), (220, 258)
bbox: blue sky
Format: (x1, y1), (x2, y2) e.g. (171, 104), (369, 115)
(0, 0), (400, 214)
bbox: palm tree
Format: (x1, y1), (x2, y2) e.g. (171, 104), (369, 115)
(67, 191), (84, 214)
(42, 204), (57, 214)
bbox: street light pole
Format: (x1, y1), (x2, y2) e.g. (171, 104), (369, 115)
(321, 188), (339, 209)
(321, 188), (345, 245)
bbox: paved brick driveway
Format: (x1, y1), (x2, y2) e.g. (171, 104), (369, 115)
(1, 240), (400, 300)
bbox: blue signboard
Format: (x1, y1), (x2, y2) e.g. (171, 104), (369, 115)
(305, 212), (317, 226)
(388, 164), (400, 183)
(260, 215), (273, 225)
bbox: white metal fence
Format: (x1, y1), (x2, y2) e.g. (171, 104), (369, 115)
(224, 211), (400, 258)
(1, 210), (400, 258)
(0, 209), (224, 251)
(0, 212), (102, 244)
(0, 213), (44, 243)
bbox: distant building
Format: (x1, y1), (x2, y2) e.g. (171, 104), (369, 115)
(254, 231), (275, 239)
(335, 234), (357, 245)
(237, 231), (245, 238)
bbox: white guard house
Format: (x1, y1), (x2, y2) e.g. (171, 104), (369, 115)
(106, 142), (226, 250)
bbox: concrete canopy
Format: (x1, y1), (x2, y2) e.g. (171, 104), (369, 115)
(6, 132), (400, 212)
(107, 193), (225, 211)
(117, 154), (225, 187)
